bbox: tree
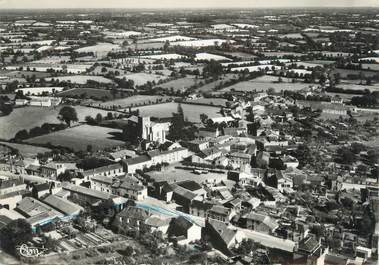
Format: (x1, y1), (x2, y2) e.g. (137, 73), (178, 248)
(0, 102), (13, 115)
(338, 147), (356, 164)
(95, 113), (103, 123)
(0, 219), (32, 253)
(87, 144), (93, 153)
(85, 115), (96, 125)
(200, 113), (208, 124)
(58, 106), (78, 126)
(203, 60), (223, 79)
(14, 129), (29, 141)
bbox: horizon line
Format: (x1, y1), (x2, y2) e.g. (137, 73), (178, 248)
(1, 6), (379, 10)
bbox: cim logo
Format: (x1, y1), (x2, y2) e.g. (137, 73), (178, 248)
(16, 244), (48, 258)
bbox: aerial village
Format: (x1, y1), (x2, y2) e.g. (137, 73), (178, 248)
(0, 8), (378, 265)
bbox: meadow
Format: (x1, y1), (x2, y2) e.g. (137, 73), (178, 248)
(0, 106), (117, 140)
(46, 75), (114, 85)
(133, 102), (222, 123)
(117, 72), (167, 86)
(220, 78), (314, 93)
(26, 125), (125, 152)
(0, 141), (51, 157)
(156, 76), (198, 92)
(98, 95), (172, 109)
(57, 88), (116, 100)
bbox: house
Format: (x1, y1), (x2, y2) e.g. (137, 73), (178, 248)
(147, 147), (189, 165)
(224, 127), (247, 137)
(227, 171), (257, 186)
(15, 98), (28, 106)
(40, 162), (67, 179)
(108, 149), (137, 162)
(177, 180), (207, 198)
(62, 183), (127, 209)
(256, 151), (270, 168)
(15, 197), (64, 229)
(208, 205), (234, 223)
(113, 206), (150, 233)
(241, 212), (279, 234)
(223, 198), (242, 211)
(296, 234), (321, 257)
(81, 163), (124, 181)
(29, 96), (61, 107)
(43, 194), (83, 217)
(32, 183), (50, 198)
(355, 246), (372, 260)
(112, 177), (147, 201)
(277, 170), (294, 192)
(205, 219), (245, 256)
(229, 152), (251, 169)
(122, 155), (152, 173)
(123, 148), (189, 173)
(145, 215), (172, 234)
(185, 139), (210, 152)
(0, 177), (26, 196)
(280, 155), (299, 169)
(90, 175), (114, 194)
(198, 127), (220, 139)
(171, 184), (201, 212)
(189, 200), (214, 218)
(191, 147), (222, 164)
(167, 216), (202, 245)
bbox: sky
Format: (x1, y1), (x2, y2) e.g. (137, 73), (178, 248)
(0, 0), (378, 9)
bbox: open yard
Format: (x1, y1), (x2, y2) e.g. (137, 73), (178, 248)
(133, 102), (222, 123)
(0, 106), (117, 140)
(26, 125), (125, 151)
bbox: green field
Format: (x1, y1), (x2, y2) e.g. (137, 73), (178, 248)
(197, 74), (239, 92)
(0, 141), (51, 157)
(0, 106), (117, 140)
(185, 97), (228, 107)
(220, 78), (314, 93)
(133, 102), (222, 123)
(26, 125), (125, 151)
(99, 95), (172, 109)
(46, 75), (114, 85)
(58, 88), (116, 100)
(156, 76), (198, 92)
